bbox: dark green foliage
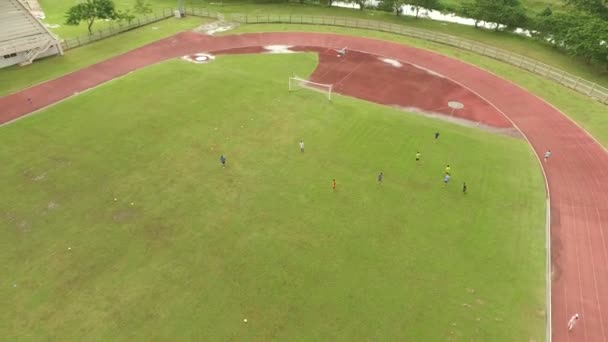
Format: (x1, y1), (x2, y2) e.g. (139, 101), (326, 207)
(564, 0), (608, 18)
(460, 0), (527, 30)
(119, 9), (136, 24)
(65, 0), (121, 33)
(409, 0), (443, 18)
(378, 0), (405, 15)
(347, 0), (367, 10)
(535, 11), (608, 69)
(133, 0), (153, 15)
(539, 6), (552, 16)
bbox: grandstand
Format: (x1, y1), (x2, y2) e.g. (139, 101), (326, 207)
(0, 0), (62, 68)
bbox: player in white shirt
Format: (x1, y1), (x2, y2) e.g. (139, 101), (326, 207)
(299, 140), (304, 153)
(568, 313), (579, 331)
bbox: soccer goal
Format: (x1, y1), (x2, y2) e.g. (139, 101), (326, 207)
(288, 76), (333, 101)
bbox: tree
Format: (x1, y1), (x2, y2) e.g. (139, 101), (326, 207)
(409, 0), (442, 18)
(119, 9), (135, 24)
(65, 0), (121, 33)
(378, 0), (405, 15)
(534, 11), (608, 69)
(564, 0), (608, 18)
(459, 0), (482, 27)
(347, 0), (367, 10)
(459, 0), (527, 31)
(133, 0), (152, 16)
(539, 6), (552, 16)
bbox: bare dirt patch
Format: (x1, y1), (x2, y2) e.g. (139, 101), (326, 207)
(23, 169), (47, 181)
(112, 209), (136, 223)
(192, 21), (238, 35)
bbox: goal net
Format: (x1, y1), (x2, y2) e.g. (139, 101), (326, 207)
(288, 76), (333, 101)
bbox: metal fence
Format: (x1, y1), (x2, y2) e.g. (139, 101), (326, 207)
(185, 10), (608, 105)
(61, 8), (175, 51)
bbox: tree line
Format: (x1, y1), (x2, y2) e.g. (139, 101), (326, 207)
(64, 0), (607, 70)
(353, 0), (608, 70)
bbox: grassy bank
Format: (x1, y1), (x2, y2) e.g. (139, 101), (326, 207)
(0, 17), (206, 96)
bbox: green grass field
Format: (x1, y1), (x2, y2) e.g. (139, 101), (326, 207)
(1, 53), (545, 340)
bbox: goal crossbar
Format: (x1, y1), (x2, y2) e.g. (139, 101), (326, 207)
(288, 76), (333, 101)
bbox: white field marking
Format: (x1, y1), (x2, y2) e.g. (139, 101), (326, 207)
(207, 26), (234, 35)
(379, 57), (402, 68)
(410, 63), (445, 78)
(197, 21), (236, 35)
(181, 53), (215, 64)
(264, 45), (295, 54)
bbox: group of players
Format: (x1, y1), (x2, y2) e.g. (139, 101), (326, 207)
(218, 131), (468, 194)
(370, 131), (467, 194)
(219, 132), (468, 193)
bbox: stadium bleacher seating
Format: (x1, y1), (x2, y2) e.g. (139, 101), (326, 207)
(0, 0), (62, 67)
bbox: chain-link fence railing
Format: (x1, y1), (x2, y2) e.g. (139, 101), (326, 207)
(61, 8), (175, 51)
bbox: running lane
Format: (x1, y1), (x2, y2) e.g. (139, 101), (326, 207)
(1, 32), (607, 341)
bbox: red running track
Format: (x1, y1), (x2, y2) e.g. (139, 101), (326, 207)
(296, 46), (513, 129)
(1, 32), (607, 341)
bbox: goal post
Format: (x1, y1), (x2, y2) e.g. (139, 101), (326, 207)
(288, 76), (333, 101)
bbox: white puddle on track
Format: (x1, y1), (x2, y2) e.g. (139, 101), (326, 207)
(264, 45), (296, 53)
(379, 57), (403, 68)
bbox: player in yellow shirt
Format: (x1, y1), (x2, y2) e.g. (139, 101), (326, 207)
(445, 164), (451, 175)
(415, 151), (421, 162)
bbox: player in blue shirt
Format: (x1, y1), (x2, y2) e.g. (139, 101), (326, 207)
(443, 174), (451, 187)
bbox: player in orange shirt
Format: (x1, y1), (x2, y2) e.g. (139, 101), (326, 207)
(332, 179), (337, 191)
